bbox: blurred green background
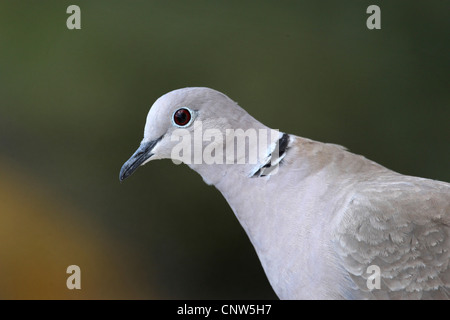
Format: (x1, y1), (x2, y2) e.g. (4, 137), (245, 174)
(0, 0), (448, 299)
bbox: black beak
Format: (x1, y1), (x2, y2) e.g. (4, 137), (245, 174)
(119, 137), (162, 182)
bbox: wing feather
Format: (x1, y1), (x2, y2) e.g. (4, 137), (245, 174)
(334, 175), (450, 299)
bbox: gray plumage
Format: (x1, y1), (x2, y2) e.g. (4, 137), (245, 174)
(120, 87), (450, 299)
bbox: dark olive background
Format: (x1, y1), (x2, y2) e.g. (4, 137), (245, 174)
(0, 1), (448, 299)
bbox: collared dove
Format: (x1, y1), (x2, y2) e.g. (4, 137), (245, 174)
(120, 87), (450, 299)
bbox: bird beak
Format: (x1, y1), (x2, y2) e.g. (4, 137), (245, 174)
(119, 137), (161, 181)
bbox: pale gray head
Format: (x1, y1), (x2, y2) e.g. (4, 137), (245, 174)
(119, 87), (270, 182)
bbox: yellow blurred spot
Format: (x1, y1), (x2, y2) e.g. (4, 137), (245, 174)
(0, 158), (155, 299)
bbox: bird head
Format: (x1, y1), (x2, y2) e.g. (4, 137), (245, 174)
(119, 87), (270, 182)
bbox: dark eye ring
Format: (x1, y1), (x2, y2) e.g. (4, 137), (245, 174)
(172, 108), (193, 127)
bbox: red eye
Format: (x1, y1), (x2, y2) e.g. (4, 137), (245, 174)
(173, 108), (192, 126)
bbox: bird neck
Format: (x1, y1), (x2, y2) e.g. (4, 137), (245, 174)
(186, 124), (283, 186)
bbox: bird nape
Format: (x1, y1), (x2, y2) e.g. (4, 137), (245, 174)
(120, 87), (450, 300)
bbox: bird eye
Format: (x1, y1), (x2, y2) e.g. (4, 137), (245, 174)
(173, 108), (192, 127)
